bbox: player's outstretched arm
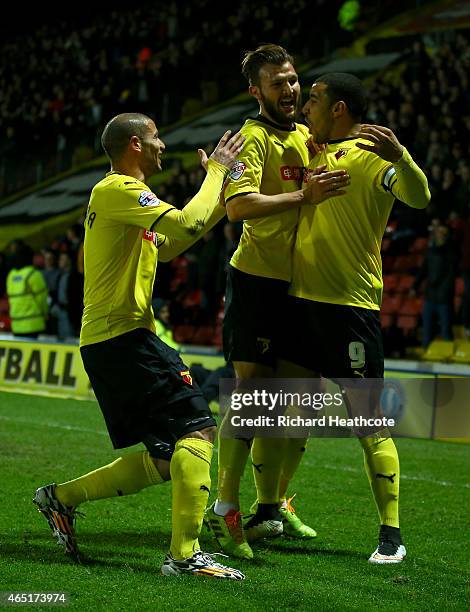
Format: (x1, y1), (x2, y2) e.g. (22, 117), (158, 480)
(157, 199), (226, 262)
(356, 124), (431, 209)
(152, 131), (244, 239)
(226, 168), (349, 222)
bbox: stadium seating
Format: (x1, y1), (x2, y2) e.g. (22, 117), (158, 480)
(396, 275), (415, 294)
(0, 314), (11, 331)
(380, 313), (394, 330)
(451, 340), (470, 364)
(383, 274), (399, 292)
(381, 294), (403, 314)
(422, 340), (455, 362)
(396, 315), (419, 336)
(409, 237), (428, 253)
(0, 297), (9, 315)
(400, 297), (423, 316)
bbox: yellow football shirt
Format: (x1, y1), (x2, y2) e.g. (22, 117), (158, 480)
(80, 172), (175, 347)
(289, 138), (394, 310)
(225, 116), (310, 282)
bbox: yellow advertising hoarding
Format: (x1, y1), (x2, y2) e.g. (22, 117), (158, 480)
(0, 340), (93, 400)
(0, 339), (468, 440)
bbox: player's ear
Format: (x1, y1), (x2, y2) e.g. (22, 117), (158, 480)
(332, 100), (347, 118)
(249, 85), (261, 101)
(129, 135), (142, 152)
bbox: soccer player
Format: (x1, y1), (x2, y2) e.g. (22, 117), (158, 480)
(33, 112), (247, 580)
(205, 45), (350, 559)
(279, 73), (431, 563)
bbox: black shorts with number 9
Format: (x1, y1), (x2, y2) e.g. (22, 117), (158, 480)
(279, 296), (384, 379)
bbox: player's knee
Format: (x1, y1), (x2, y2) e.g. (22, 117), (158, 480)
(180, 426), (217, 444)
(151, 457), (171, 481)
(199, 425), (217, 443)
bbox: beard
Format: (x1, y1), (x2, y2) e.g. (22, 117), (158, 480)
(260, 92), (298, 127)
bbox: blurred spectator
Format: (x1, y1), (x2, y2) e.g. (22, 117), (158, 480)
(6, 241), (48, 338)
(191, 361), (235, 404)
(41, 249), (61, 334)
(412, 224), (457, 347)
(41, 249), (60, 302)
(50, 252), (83, 341)
(152, 298), (181, 351)
(0, 252), (8, 296)
(460, 208), (470, 338)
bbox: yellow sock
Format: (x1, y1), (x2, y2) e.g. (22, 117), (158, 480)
(279, 438), (308, 502)
(217, 434), (251, 506)
(55, 451), (164, 507)
(360, 434), (400, 528)
(251, 437), (286, 504)
(169, 437), (213, 560)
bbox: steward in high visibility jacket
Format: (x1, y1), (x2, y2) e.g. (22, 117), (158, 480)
(6, 264), (48, 336)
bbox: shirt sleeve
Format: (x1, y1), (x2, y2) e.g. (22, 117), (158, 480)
(224, 126), (267, 202)
(377, 147), (430, 209)
(150, 159), (227, 239)
(102, 179), (176, 229)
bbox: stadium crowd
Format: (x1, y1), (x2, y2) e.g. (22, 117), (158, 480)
(0, 0), (343, 197)
(0, 30), (469, 356)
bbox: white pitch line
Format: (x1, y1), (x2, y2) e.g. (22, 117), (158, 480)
(322, 463), (470, 490)
(0, 414), (107, 436)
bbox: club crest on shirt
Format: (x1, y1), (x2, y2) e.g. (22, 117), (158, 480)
(138, 190), (160, 207)
(180, 370), (193, 386)
(229, 160), (246, 181)
(335, 149), (348, 160)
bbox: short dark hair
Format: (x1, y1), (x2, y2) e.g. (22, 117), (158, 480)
(316, 73), (367, 121)
(101, 113), (152, 161)
(241, 44), (294, 86)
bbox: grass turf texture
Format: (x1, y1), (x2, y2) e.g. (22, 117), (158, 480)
(0, 391), (469, 611)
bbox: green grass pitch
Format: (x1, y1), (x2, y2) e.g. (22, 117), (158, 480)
(0, 391), (469, 610)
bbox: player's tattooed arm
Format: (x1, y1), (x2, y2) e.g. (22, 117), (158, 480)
(152, 131), (243, 239)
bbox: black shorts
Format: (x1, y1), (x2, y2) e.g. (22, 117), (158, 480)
(280, 297), (384, 379)
(80, 328), (216, 460)
(223, 265), (289, 368)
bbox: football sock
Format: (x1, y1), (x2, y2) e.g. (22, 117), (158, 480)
(251, 437), (286, 504)
(278, 438), (308, 502)
(359, 433), (400, 528)
(245, 503), (282, 528)
(214, 500), (238, 515)
(170, 437), (213, 560)
(55, 451), (164, 507)
(217, 435), (251, 506)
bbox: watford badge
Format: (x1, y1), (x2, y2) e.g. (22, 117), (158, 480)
(180, 370), (193, 386)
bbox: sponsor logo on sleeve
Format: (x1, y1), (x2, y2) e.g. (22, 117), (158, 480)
(280, 165), (303, 181)
(229, 160), (246, 181)
(138, 190), (160, 207)
(142, 229), (158, 246)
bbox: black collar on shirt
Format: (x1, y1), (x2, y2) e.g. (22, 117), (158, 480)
(327, 136), (359, 144)
(250, 114), (297, 132)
